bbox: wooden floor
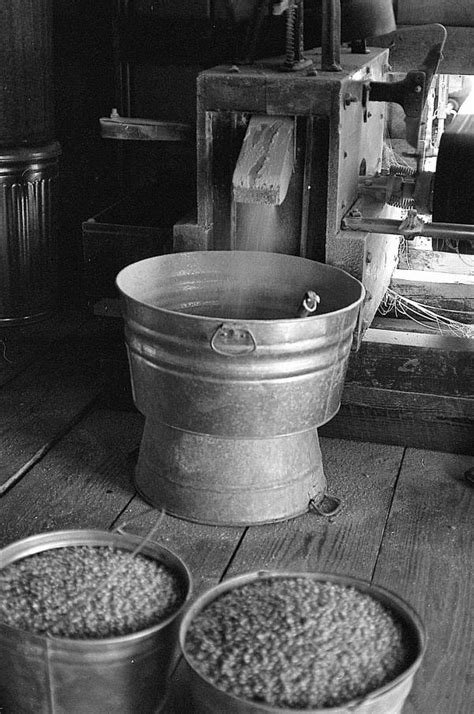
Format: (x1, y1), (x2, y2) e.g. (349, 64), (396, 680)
(0, 312), (472, 713)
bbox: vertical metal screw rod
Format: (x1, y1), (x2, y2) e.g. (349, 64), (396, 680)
(295, 0), (305, 62)
(321, 0), (342, 71)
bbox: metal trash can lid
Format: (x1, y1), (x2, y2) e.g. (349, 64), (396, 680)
(0, 142), (62, 164)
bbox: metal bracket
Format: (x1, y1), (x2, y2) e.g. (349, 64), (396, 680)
(309, 493), (342, 518)
(362, 27), (447, 147)
(341, 209), (474, 244)
(364, 71), (425, 142)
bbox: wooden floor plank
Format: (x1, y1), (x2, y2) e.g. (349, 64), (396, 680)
(0, 405), (245, 595)
(2, 310), (472, 713)
(166, 438), (405, 713)
(0, 409), (144, 547)
(0, 311), (88, 387)
(111, 501), (246, 598)
(224, 438), (405, 580)
(372, 448), (474, 714)
(0, 406), (246, 714)
(0, 321), (129, 490)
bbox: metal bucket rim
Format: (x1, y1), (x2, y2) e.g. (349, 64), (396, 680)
(179, 570), (426, 713)
(0, 528), (193, 645)
(116, 251), (365, 325)
(0, 142), (62, 164)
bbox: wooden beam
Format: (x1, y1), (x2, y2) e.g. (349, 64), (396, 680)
(398, 246), (474, 274)
(347, 329), (473, 395)
(232, 115), (295, 205)
(320, 325), (474, 453)
(390, 268), (474, 320)
(321, 391), (474, 454)
(363, 326), (474, 349)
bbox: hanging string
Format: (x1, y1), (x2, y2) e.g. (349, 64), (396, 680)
(378, 287), (474, 339)
(0, 339), (12, 364)
(49, 508), (166, 637)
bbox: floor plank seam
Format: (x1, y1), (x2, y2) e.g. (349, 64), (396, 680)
(107, 494), (139, 531)
(219, 527), (250, 581)
(0, 395), (103, 497)
(369, 446), (408, 584)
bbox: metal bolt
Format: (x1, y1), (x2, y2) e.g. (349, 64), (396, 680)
(344, 93), (358, 107)
(414, 85), (422, 93)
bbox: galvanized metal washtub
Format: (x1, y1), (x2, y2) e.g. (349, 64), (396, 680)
(116, 251), (365, 525)
(179, 571), (426, 714)
(0, 529), (192, 714)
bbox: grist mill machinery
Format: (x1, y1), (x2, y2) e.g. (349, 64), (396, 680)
(116, 1), (474, 524)
(173, 0), (474, 348)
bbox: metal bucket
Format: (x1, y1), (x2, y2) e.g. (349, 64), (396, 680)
(179, 571), (426, 714)
(0, 529), (192, 714)
(0, 143), (61, 324)
(116, 251), (364, 525)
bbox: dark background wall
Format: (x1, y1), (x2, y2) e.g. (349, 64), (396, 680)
(50, 1), (406, 310)
(52, 0), (248, 309)
(53, 2), (118, 306)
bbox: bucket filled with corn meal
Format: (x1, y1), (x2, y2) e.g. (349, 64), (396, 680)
(180, 571), (425, 713)
(0, 529), (192, 714)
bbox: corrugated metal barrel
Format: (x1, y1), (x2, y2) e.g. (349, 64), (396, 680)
(117, 251), (364, 525)
(0, 143), (61, 324)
